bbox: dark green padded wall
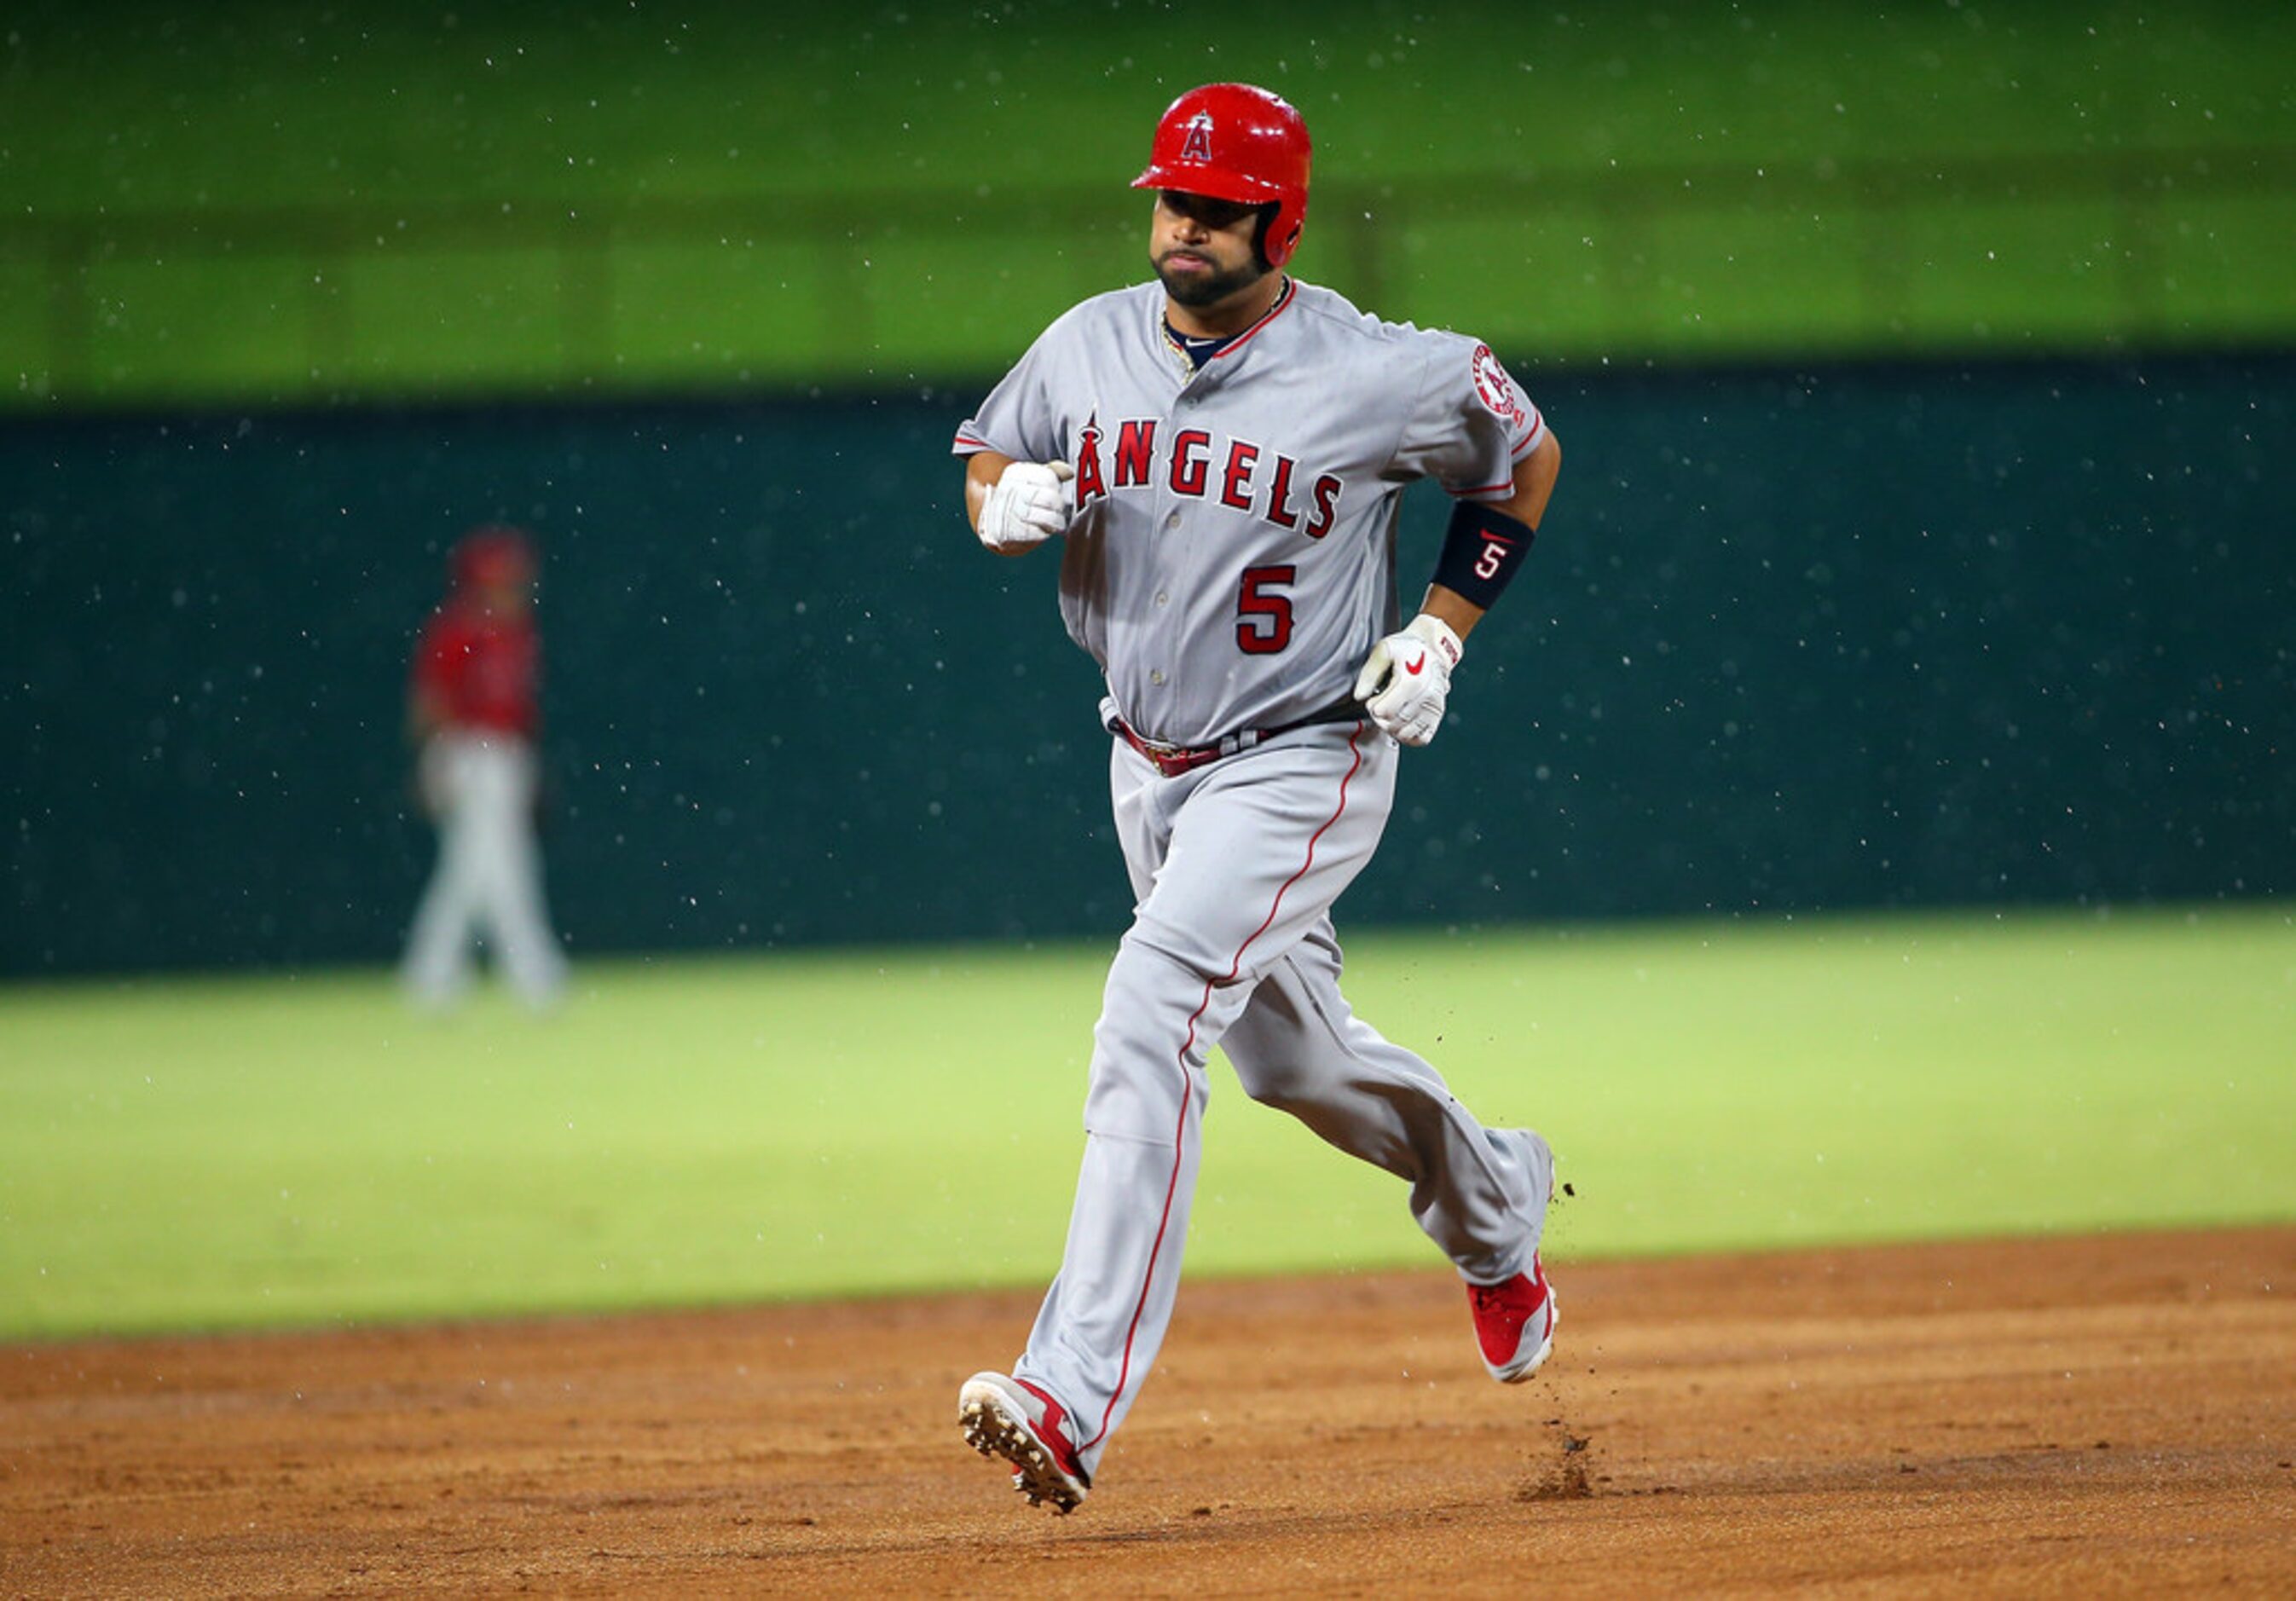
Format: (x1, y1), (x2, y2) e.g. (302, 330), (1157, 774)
(5, 356), (2290, 974)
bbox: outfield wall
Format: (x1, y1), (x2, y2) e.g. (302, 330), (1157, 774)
(5, 354), (2288, 975)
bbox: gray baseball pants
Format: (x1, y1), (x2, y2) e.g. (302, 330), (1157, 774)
(1011, 716), (1553, 1478)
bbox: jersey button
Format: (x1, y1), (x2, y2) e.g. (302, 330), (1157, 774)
(1150, 670), (1165, 686)
(1164, 513), (1182, 532)
(1155, 591), (1169, 607)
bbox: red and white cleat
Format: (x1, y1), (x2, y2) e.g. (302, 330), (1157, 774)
(1466, 1252), (1559, 1384)
(958, 1372), (1091, 1514)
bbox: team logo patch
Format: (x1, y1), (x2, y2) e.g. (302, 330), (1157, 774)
(1181, 112), (1214, 162)
(1471, 342), (1528, 431)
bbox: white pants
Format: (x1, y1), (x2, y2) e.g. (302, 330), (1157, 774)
(401, 731), (567, 1009)
(1012, 719), (1552, 1477)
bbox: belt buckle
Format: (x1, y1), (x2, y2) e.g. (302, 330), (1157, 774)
(1148, 743), (1197, 777)
(1122, 720), (1219, 778)
(1131, 730), (1183, 764)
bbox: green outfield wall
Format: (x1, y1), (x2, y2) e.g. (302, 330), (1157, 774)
(3, 1), (2293, 408)
(5, 355), (2289, 975)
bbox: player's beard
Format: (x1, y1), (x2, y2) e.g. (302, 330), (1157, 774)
(1153, 247), (1266, 309)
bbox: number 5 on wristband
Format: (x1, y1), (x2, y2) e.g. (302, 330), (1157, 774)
(1433, 499), (1535, 609)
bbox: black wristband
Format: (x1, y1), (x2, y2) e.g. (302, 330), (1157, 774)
(1431, 499), (1535, 610)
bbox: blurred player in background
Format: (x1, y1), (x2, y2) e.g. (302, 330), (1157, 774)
(399, 524), (568, 1011)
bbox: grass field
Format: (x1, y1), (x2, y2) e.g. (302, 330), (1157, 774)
(3, 902), (2291, 1343)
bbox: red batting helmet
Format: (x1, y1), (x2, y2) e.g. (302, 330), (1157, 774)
(1131, 83), (1312, 269)
(451, 524), (535, 589)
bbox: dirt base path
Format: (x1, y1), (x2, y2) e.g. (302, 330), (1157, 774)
(4, 1227), (2292, 1597)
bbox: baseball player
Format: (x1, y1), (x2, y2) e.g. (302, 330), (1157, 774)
(399, 524), (568, 1012)
(952, 84), (1565, 1512)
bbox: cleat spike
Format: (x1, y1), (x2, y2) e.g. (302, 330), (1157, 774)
(957, 1371), (1090, 1515)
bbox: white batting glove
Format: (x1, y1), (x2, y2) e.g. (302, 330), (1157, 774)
(976, 459), (1077, 551)
(1353, 613), (1464, 747)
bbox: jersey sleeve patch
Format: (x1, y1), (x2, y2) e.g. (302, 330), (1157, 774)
(1470, 342), (1531, 436)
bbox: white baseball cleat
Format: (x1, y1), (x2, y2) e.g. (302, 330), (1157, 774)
(958, 1371), (1091, 1514)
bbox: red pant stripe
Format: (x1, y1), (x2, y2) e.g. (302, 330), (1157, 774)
(1082, 723), (1368, 1451)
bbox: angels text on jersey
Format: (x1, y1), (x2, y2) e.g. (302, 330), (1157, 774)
(1073, 413), (1343, 540)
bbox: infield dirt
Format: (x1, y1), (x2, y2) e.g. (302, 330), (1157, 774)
(4, 1227), (2291, 1596)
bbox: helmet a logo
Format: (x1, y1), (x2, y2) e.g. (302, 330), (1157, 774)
(1180, 111), (1213, 162)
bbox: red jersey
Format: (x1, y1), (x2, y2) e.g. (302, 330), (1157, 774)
(413, 598), (540, 737)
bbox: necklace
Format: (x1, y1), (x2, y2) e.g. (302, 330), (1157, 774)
(1160, 278), (1293, 376)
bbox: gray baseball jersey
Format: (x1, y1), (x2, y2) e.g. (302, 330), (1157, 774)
(954, 277), (1545, 748)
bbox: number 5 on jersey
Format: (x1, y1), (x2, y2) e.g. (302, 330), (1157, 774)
(1235, 565), (1296, 655)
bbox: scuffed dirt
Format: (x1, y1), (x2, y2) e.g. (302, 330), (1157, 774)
(3, 1227), (2293, 1596)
